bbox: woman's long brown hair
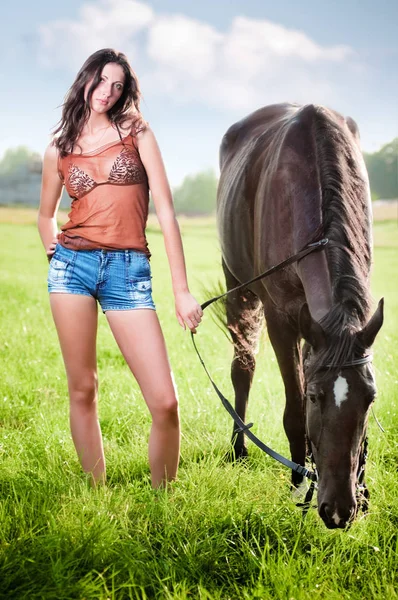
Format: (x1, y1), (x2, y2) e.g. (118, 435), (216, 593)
(52, 48), (146, 157)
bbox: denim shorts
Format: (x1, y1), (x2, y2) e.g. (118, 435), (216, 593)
(47, 244), (156, 312)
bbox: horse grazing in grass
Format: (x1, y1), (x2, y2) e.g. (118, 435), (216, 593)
(217, 103), (384, 529)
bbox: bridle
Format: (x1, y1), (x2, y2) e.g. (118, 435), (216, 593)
(192, 236), (375, 511)
(302, 353), (373, 512)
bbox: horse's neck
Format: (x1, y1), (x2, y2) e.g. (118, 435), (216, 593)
(297, 251), (333, 322)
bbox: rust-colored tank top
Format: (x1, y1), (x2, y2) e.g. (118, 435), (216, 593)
(57, 131), (150, 254)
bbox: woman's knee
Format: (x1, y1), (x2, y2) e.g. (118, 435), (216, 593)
(68, 374), (98, 410)
(151, 394), (179, 426)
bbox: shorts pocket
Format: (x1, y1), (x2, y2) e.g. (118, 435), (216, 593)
(126, 253), (151, 282)
(48, 256), (73, 285)
(129, 277), (153, 302)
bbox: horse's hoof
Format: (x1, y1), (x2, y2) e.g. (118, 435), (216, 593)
(225, 446), (248, 463)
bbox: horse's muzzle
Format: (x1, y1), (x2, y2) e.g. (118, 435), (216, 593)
(319, 502), (356, 529)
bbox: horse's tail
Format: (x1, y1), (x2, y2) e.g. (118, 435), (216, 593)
(201, 276), (265, 372)
(200, 280), (229, 340)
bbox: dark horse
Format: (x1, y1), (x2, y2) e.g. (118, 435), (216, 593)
(217, 103), (384, 529)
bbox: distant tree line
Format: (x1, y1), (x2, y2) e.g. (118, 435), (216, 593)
(0, 147), (43, 207)
(363, 138), (398, 200)
(171, 170), (218, 215)
(0, 139), (396, 212)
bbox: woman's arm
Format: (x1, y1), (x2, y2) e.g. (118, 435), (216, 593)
(136, 127), (203, 333)
(37, 143), (64, 260)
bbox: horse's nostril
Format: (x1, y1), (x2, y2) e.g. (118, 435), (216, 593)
(319, 503), (332, 522)
(342, 505), (356, 524)
(348, 505), (357, 522)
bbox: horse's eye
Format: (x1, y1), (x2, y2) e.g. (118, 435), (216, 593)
(307, 390), (325, 404)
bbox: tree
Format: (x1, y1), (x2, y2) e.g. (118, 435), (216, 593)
(172, 169), (218, 215)
(0, 146), (43, 205)
(364, 138), (398, 200)
(0, 146), (42, 179)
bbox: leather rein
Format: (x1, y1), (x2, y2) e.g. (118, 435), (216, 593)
(191, 237), (373, 504)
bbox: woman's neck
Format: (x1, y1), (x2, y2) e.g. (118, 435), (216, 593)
(83, 114), (111, 136)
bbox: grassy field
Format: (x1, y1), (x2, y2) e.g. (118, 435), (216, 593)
(0, 210), (397, 599)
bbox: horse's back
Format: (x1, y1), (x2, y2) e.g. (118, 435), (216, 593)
(217, 103), (368, 284)
(219, 104), (296, 168)
(217, 104), (300, 275)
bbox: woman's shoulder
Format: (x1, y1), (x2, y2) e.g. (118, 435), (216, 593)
(43, 141), (61, 165)
(43, 141), (65, 182)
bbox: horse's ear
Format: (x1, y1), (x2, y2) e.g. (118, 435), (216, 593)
(357, 298), (384, 349)
(345, 116), (360, 142)
(299, 303), (325, 349)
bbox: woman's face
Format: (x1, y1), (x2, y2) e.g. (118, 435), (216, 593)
(84, 62), (126, 113)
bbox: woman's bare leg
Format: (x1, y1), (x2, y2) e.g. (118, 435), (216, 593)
(49, 294), (105, 485)
(106, 309), (180, 487)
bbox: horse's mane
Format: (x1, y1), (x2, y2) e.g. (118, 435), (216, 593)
(308, 106), (372, 372)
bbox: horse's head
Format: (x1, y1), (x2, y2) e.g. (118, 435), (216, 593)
(300, 299), (384, 528)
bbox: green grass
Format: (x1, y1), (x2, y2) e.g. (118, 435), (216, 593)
(0, 216), (397, 599)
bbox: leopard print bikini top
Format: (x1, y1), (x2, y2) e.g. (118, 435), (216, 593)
(58, 131), (147, 200)
(57, 129), (150, 253)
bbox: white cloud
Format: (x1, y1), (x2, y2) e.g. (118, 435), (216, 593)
(37, 2), (356, 112)
(142, 13), (344, 111)
(147, 15), (223, 79)
(226, 17), (351, 63)
(37, 0), (154, 72)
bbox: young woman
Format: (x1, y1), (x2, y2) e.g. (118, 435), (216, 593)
(38, 48), (203, 487)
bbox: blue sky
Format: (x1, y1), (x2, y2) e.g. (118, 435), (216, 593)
(1, 0), (397, 186)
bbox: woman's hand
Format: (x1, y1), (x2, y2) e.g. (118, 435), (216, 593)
(46, 235), (59, 262)
(175, 291), (203, 334)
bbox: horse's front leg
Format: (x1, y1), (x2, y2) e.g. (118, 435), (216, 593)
(223, 260), (263, 459)
(265, 310), (306, 488)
